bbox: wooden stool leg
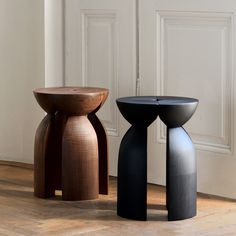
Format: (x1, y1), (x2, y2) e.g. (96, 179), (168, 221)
(51, 112), (67, 191)
(34, 113), (66, 198)
(88, 113), (108, 195)
(34, 114), (54, 198)
(62, 116), (99, 201)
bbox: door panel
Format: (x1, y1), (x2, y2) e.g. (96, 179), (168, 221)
(65, 0), (136, 176)
(140, 0), (236, 198)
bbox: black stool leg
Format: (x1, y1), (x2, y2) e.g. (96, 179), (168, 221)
(117, 125), (147, 221)
(167, 127), (196, 221)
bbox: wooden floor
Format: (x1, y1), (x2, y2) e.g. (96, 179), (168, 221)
(1, 165), (236, 236)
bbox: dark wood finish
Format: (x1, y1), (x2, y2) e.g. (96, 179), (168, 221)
(88, 113), (109, 195)
(33, 87), (109, 201)
(88, 89), (109, 195)
(50, 112), (67, 191)
(34, 114), (54, 198)
(34, 87), (108, 115)
(62, 116), (98, 200)
(34, 113), (67, 198)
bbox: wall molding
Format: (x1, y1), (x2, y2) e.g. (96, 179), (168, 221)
(81, 10), (119, 136)
(155, 11), (234, 154)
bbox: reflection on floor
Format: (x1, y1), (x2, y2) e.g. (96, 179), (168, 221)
(0, 164), (236, 235)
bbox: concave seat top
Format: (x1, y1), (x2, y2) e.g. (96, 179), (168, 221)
(117, 96), (197, 105)
(116, 96), (159, 126)
(34, 87), (108, 95)
(116, 96), (198, 127)
(157, 96), (198, 127)
(34, 87), (109, 115)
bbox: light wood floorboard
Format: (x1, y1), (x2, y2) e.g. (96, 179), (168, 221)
(0, 165), (236, 235)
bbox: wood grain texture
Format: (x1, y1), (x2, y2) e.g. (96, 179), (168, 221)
(88, 113), (108, 195)
(33, 87), (109, 115)
(0, 160), (33, 169)
(34, 87), (109, 201)
(88, 89), (109, 195)
(34, 114), (54, 198)
(34, 113), (67, 198)
(2, 165), (236, 235)
(62, 116), (99, 201)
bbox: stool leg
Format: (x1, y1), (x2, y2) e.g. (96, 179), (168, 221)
(88, 113), (108, 195)
(51, 112), (67, 191)
(167, 127), (196, 221)
(117, 125), (147, 221)
(62, 116), (99, 201)
(34, 114), (54, 198)
(34, 113), (66, 198)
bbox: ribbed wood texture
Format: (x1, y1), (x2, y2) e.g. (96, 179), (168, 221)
(62, 116), (98, 200)
(88, 113), (108, 195)
(34, 87), (109, 200)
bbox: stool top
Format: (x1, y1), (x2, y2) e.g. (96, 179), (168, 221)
(34, 87), (109, 115)
(117, 96), (197, 105)
(156, 96), (198, 127)
(116, 96), (159, 126)
(117, 96), (157, 105)
(157, 96), (198, 105)
(116, 96), (198, 127)
(34, 87), (108, 95)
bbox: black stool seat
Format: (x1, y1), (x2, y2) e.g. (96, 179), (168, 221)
(157, 96), (198, 127)
(117, 96), (158, 126)
(116, 96), (198, 221)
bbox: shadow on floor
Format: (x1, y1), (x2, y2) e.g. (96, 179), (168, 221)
(0, 181), (168, 222)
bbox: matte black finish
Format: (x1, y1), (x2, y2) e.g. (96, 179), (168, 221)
(117, 97), (158, 220)
(116, 96), (198, 221)
(117, 126), (148, 220)
(117, 96), (159, 126)
(158, 97), (198, 127)
(166, 127), (196, 221)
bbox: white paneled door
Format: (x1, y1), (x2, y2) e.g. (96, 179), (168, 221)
(140, 0), (236, 198)
(65, 0), (136, 176)
(65, 0), (236, 198)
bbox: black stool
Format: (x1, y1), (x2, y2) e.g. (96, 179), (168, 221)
(116, 96), (198, 221)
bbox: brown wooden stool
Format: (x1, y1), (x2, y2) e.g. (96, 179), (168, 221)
(33, 87), (109, 201)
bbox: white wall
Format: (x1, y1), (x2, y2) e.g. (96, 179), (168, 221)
(0, 0), (45, 163)
(45, 0), (64, 87)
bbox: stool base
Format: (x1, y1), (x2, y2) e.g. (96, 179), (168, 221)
(117, 126), (147, 221)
